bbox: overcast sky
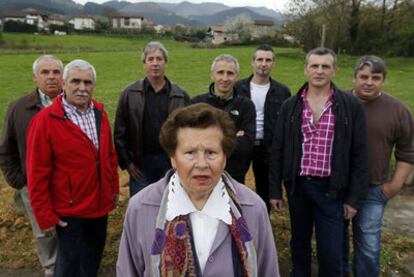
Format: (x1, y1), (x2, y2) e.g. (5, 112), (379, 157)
(72, 0), (289, 12)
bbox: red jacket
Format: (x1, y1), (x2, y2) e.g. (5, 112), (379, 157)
(27, 95), (119, 230)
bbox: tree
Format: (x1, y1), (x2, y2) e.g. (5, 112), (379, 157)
(223, 13), (254, 43)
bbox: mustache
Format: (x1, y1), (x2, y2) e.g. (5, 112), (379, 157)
(73, 91), (89, 97)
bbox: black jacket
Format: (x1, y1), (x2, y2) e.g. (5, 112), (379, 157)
(235, 75), (291, 153)
(269, 83), (369, 209)
(191, 84), (256, 179)
(114, 78), (190, 169)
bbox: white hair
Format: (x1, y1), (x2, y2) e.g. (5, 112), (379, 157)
(32, 55), (63, 76)
(63, 59), (97, 83)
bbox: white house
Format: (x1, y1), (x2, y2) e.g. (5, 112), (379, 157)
(111, 15), (144, 29)
(69, 16), (95, 30)
(1, 8), (47, 30)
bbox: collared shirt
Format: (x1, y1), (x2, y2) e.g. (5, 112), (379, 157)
(62, 97), (99, 150)
(166, 173), (231, 273)
(38, 90), (54, 107)
(300, 86), (335, 177)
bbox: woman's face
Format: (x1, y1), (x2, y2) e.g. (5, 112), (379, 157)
(171, 126), (227, 202)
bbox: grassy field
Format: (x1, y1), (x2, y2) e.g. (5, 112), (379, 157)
(0, 33), (413, 274)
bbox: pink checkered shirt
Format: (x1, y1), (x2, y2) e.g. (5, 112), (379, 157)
(299, 86), (335, 177)
(62, 97), (99, 150)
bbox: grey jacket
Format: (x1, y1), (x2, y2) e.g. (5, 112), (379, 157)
(114, 79), (190, 169)
(0, 90), (42, 189)
(116, 171), (280, 277)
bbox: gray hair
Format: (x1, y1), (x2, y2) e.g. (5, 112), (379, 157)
(63, 59), (97, 84)
(305, 47), (337, 67)
(141, 41), (168, 63)
(354, 55), (387, 79)
(32, 55), (63, 76)
(210, 54), (240, 75)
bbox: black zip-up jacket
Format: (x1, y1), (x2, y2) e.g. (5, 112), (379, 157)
(269, 83), (369, 209)
(191, 84), (256, 179)
(235, 75), (291, 153)
(114, 78), (190, 170)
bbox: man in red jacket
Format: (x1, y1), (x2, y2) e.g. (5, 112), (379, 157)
(26, 59), (119, 277)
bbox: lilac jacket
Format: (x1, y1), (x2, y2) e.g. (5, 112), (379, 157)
(116, 171), (279, 276)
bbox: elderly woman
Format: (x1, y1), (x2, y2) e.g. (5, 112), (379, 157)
(116, 103), (279, 276)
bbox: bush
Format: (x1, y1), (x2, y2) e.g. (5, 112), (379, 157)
(3, 21), (38, 33)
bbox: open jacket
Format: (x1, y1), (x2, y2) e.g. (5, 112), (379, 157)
(114, 78), (190, 170)
(235, 75), (291, 154)
(26, 95), (119, 230)
(269, 83), (369, 209)
(0, 90), (43, 189)
(116, 170), (279, 277)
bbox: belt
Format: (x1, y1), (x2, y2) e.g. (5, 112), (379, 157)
(301, 175), (330, 181)
(254, 140), (263, 146)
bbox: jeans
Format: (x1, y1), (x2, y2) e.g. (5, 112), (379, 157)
(129, 152), (171, 197)
(288, 176), (344, 277)
(54, 216), (108, 277)
(20, 186), (57, 276)
(352, 185), (388, 277)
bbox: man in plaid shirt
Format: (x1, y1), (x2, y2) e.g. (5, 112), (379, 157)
(269, 47), (369, 276)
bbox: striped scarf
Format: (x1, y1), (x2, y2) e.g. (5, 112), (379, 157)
(150, 174), (257, 277)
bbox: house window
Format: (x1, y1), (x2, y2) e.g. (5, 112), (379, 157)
(124, 17), (130, 26)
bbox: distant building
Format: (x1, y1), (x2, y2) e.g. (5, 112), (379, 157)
(208, 24), (237, 45)
(111, 15), (144, 29)
(47, 16), (65, 26)
(252, 20), (276, 38)
(1, 8), (47, 30)
(69, 16), (95, 30)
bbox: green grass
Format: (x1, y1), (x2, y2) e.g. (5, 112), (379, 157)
(0, 33), (413, 274)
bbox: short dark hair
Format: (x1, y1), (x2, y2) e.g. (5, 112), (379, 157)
(160, 103), (236, 157)
(253, 44), (275, 61)
(354, 55), (387, 79)
(305, 47), (337, 67)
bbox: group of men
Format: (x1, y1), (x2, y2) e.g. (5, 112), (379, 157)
(0, 40), (412, 277)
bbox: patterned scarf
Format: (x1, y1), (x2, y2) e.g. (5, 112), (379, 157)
(150, 173), (257, 277)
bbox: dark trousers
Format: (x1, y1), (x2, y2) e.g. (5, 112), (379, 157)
(129, 152), (171, 197)
(251, 144), (271, 211)
(54, 215), (108, 277)
(288, 176), (344, 277)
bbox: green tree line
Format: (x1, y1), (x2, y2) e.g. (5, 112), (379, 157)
(284, 0), (414, 56)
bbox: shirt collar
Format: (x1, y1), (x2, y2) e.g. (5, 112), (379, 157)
(62, 96), (94, 115)
(166, 173), (232, 225)
(38, 90), (54, 107)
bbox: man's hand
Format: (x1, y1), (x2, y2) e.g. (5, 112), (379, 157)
(43, 220), (68, 237)
(270, 199), (285, 212)
(343, 204), (357, 220)
(127, 163), (143, 181)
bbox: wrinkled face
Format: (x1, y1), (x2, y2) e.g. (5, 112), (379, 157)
(353, 65), (384, 102)
(143, 49), (167, 79)
(171, 126), (227, 202)
(64, 69), (95, 112)
(252, 50), (275, 77)
(211, 60), (238, 99)
(304, 54), (336, 89)
(33, 59), (63, 98)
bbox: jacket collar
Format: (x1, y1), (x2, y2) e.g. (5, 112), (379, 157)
(208, 83), (236, 102)
(129, 77), (185, 98)
(25, 89), (43, 109)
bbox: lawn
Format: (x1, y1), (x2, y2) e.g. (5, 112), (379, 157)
(0, 33), (413, 275)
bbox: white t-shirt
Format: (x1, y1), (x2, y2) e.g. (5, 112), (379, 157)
(250, 82), (270, 140)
